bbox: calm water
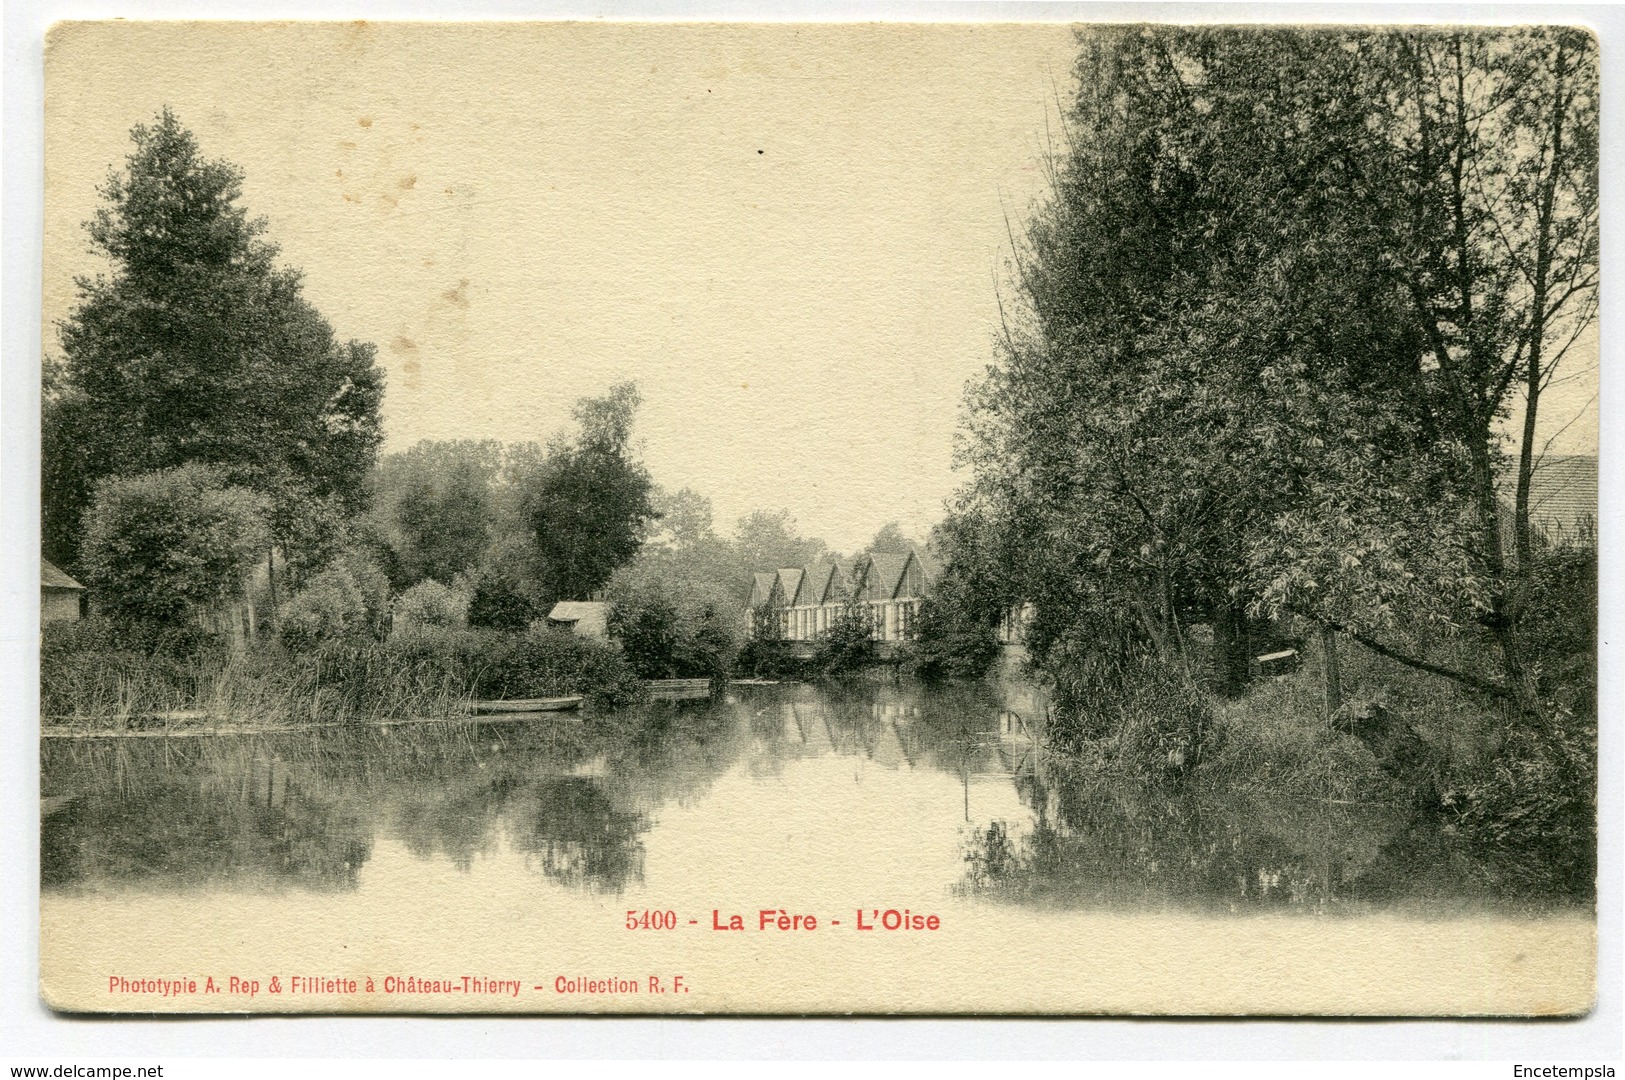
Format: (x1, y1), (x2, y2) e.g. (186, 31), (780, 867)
(41, 679), (1529, 915)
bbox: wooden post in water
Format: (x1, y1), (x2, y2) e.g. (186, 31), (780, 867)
(1320, 622), (1342, 726)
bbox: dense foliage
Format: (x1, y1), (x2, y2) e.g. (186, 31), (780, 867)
(512, 383), (657, 607)
(369, 440), (502, 590)
(81, 464), (269, 627)
(917, 28), (1599, 901)
(942, 27), (1595, 733)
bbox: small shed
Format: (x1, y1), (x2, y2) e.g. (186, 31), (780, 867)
(546, 600), (608, 639)
(41, 559), (85, 623)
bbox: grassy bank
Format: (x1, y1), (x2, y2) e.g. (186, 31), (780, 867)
(1037, 640), (1595, 904)
(41, 619), (644, 730)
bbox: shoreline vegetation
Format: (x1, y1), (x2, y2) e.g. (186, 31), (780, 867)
(41, 620), (644, 735)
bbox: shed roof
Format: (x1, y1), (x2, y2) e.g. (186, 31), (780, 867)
(42, 559), (84, 591)
(548, 600), (606, 622)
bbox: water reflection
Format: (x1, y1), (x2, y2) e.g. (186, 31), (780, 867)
(40, 680), (1550, 912)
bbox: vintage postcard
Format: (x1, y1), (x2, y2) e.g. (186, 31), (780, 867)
(38, 20), (1598, 1015)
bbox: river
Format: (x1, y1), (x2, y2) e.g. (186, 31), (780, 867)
(39, 679), (1594, 1015)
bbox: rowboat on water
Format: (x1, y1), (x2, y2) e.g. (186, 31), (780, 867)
(468, 696), (584, 715)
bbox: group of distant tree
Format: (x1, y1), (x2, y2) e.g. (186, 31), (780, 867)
(41, 110), (657, 645)
(40, 107), (930, 668)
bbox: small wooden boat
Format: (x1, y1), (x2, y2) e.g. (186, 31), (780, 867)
(468, 696), (583, 715)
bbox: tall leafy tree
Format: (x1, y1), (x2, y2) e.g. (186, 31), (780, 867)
(1367, 29), (1599, 722)
(81, 463), (269, 626)
(371, 439), (503, 588)
(44, 108), (384, 574)
(733, 509), (829, 577)
(515, 383), (656, 605)
(951, 26), (1594, 728)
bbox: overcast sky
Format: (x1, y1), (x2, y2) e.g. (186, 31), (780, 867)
(44, 22), (1597, 554)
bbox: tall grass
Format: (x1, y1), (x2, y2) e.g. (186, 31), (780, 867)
(42, 619), (642, 729)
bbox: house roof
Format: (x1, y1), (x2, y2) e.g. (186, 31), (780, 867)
(865, 552), (910, 600)
(41, 558), (84, 591)
(775, 568), (804, 605)
(745, 545), (936, 604)
(748, 572), (777, 608)
(800, 562), (839, 606)
(1498, 454), (1598, 543)
(548, 601), (605, 622)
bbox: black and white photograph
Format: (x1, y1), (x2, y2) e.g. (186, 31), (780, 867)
(27, 19), (1602, 1017)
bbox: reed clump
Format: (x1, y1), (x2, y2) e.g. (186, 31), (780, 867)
(41, 617), (642, 730)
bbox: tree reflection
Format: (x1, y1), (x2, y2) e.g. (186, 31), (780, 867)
(508, 775), (646, 892)
(956, 776), (1499, 912)
(42, 745), (371, 891)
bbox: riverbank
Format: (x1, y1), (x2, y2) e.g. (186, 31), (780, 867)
(40, 619), (644, 730)
(1028, 638), (1596, 906)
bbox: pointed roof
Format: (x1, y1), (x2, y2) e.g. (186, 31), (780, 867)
(913, 546), (941, 584)
(748, 572), (777, 608)
(800, 561), (839, 606)
(865, 552), (910, 600)
(775, 568), (804, 605)
(41, 559), (83, 591)
(548, 601), (605, 622)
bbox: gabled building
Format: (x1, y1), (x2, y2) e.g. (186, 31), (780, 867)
(41, 559), (85, 624)
(547, 600), (608, 639)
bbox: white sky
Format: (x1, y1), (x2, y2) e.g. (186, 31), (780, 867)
(43, 22), (1598, 553)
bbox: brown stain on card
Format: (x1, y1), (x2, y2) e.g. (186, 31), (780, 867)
(390, 335), (421, 389)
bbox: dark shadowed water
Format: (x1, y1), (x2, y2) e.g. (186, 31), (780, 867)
(41, 679), (1551, 915)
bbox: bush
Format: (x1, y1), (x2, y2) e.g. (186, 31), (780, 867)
(481, 629), (643, 708)
(735, 636), (800, 679)
(279, 567), (369, 652)
(1521, 543), (1596, 719)
(468, 573), (538, 631)
(81, 464), (270, 626)
(42, 613), (228, 663)
(40, 616), (219, 719)
(1038, 617), (1220, 783)
(811, 601), (877, 677)
(394, 579), (469, 630)
(1440, 723), (1597, 902)
(904, 595), (1000, 681)
(611, 592), (683, 678)
(307, 625), (642, 714)
(606, 575), (738, 679)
